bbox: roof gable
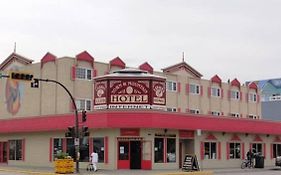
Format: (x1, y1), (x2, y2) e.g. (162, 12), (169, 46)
(249, 82), (258, 91)
(162, 61), (202, 78)
(231, 78), (241, 88)
(76, 51), (94, 66)
(41, 52), (56, 67)
(0, 52), (33, 71)
(211, 75), (222, 84)
(139, 62), (153, 74)
(109, 56), (126, 69)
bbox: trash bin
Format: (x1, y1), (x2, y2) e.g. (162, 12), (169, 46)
(255, 155), (264, 168)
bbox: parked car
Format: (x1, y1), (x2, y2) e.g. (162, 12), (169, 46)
(276, 156), (281, 166)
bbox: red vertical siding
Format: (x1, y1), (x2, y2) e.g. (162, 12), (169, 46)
(200, 142), (204, 160)
(71, 66), (76, 80)
(177, 82), (181, 93)
(186, 83), (189, 95)
(105, 137), (108, 164)
(49, 138), (53, 162)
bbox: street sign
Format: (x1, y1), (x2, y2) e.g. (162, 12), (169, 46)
(74, 138), (80, 146)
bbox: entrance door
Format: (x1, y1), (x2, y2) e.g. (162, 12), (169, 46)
(130, 141), (141, 169)
(0, 142), (8, 163)
(118, 141), (130, 169)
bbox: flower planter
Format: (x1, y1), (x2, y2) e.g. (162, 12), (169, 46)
(54, 158), (74, 174)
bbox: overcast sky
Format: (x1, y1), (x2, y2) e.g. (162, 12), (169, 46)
(0, 0), (281, 83)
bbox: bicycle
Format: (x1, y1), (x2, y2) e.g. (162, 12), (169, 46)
(241, 159), (254, 169)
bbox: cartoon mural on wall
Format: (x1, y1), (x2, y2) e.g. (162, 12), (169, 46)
(5, 67), (24, 115)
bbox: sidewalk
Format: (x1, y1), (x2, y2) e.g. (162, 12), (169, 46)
(0, 165), (279, 175)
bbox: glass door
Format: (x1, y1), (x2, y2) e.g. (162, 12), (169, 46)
(0, 142), (8, 163)
(117, 141), (130, 169)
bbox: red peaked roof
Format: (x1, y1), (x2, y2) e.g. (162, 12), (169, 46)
(139, 62), (153, 74)
(249, 82), (258, 91)
(76, 51), (94, 66)
(41, 52), (56, 67)
(231, 78), (241, 88)
(110, 57), (126, 69)
(211, 75), (222, 84)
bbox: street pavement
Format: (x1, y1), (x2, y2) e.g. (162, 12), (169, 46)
(0, 165), (280, 175)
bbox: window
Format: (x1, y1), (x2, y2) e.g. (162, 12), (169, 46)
(273, 144), (281, 158)
(248, 114), (257, 119)
(211, 111), (221, 116)
(248, 93), (257, 102)
(66, 138), (89, 162)
(76, 67), (92, 80)
(9, 140), (23, 160)
(204, 142), (217, 159)
(231, 90), (240, 100)
(230, 113), (240, 118)
(154, 137), (176, 163)
(167, 81), (177, 92)
(190, 84), (200, 95)
(167, 138), (176, 163)
(76, 99), (92, 111)
(53, 138), (64, 160)
(252, 143), (263, 154)
(93, 138), (105, 163)
(229, 143), (241, 159)
(190, 109), (200, 114)
(167, 107), (177, 112)
(211, 87), (220, 97)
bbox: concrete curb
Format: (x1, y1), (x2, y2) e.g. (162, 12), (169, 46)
(157, 171), (213, 175)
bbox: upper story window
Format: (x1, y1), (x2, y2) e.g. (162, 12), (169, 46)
(76, 99), (92, 111)
(190, 84), (200, 95)
(211, 87), (221, 97)
(248, 114), (257, 119)
(167, 107), (177, 112)
(231, 90), (240, 100)
(248, 93), (257, 102)
(190, 109), (200, 114)
(230, 113), (240, 118)
(76, 67), (92, 80)
(211, 111), (221, 116)
(166, 81), (177, 92)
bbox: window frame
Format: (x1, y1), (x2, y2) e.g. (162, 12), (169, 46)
(76, 67), (92, 81)
(252, 143), (263, 155)
(204, 141), (217, 159)
(211, 87), (221, 97)
(230, 113), (240, 118)
(154, 137), (176, 163)
(231, 90), (240, 100)
(211, 111), (221, 116)
(166, 81), (177, 92)
(166, 107), (177, 112)
(190, 109), (200, 114)
(273, 143), (281, 158)
(8, 139), (23, 161)
(229, 142), (241, 159)
(76, 98), (92, 111)
(93, 137), (105, 163)
(189, 84), (200, 95)
(248, 92), (257, 103)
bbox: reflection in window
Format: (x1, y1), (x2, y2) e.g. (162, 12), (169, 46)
(93, 138), (105, 163)
(167, 138), (176, 162)
(229, 143), (241, 159)
(9, 140), (22, 160)
(204, 142), (217, 159)
(154, 138), (164, 163)
(53, 138), (63, 160)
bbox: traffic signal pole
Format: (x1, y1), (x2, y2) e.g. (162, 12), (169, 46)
(33, 78), (80, 173)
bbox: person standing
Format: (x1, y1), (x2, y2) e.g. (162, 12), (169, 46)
(90, 150), (99, 172)
(246, 149), (253, 167)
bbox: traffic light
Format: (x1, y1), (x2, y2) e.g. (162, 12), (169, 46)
(65, 126), (75, 138)
(10, 72), (33, 81)
(82, 110), (87, 122)
(81, 126), (89, 137)
(31, 78), (39, 88)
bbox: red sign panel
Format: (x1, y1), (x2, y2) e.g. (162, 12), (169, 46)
(109, 80), (150, 105)
(94, 81), (107, 105)
(152, 81), (166, 105)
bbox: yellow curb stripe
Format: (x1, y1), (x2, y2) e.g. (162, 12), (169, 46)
(0, 168), (57, 175)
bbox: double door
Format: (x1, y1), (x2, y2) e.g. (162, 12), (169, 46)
(118, 140), (151, 170)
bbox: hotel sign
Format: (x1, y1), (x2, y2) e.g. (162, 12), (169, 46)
(94, 81), (107, 108)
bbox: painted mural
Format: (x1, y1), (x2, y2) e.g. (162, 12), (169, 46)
(5, 68), (24, 115)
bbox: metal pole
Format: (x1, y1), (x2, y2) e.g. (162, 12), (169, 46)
(36, 78), (80, 173)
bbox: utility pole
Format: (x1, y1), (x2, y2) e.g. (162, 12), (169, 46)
(31, 78), (80, 173)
